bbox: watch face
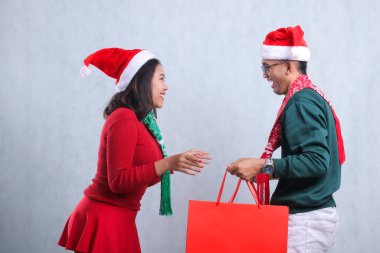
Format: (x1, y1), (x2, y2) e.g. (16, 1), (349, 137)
(263, 165), (273, 174)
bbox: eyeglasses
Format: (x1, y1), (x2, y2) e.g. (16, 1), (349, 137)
(261, 62), (287, 74)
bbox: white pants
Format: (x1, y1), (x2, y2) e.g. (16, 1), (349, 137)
(287, 207), (339, 253)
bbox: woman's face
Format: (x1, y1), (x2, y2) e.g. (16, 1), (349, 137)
(151, 64), (168, 108)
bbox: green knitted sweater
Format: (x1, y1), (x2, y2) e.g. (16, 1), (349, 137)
(271, 89), (341, 214)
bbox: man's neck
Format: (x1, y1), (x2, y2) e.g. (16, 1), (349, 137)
(285, 73), (304, 95)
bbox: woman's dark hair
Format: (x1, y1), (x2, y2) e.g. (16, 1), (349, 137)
(103, 58), (160, 120)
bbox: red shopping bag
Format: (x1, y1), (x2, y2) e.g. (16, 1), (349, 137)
(186, 169), (289, 253)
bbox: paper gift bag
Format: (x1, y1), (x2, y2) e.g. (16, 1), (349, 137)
(186, 170), (289, 253)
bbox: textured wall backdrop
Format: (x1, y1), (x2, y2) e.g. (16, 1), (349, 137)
(1, 0), (379, 252)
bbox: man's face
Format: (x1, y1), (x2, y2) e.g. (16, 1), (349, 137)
(261, 59), (290, 95)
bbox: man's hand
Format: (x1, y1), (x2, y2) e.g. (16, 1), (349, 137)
(227, 158), (265, 181)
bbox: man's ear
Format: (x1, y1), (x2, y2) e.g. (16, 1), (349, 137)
(285, 61), (291, 74)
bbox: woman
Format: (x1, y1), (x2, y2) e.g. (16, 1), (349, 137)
(58, 48), (211, 253)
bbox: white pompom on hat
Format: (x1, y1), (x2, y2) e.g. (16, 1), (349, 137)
(261, 25), (310, 62)
(80, 48), (155, 91)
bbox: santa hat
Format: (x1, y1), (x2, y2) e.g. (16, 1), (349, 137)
(261, 25), (310, 61)
(80, 48), (155, 91)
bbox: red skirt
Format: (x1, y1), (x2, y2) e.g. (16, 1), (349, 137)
(58, 196), (140, 253)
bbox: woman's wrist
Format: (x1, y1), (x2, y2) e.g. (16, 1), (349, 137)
(154, 157), (172, 176)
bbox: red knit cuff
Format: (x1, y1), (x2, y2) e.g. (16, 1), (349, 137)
(146, 162), (161, 181)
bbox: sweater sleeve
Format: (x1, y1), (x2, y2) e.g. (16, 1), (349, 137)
(273, 99), (331, 179)
(106, 116), (159, 194)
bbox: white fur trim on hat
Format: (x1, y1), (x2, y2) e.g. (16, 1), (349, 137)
(116, 50), (155, 91)
(261, 45), (311, 61)
(80, 65), (92, 78)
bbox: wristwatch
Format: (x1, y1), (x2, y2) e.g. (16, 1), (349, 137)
(262, 158), (274, 176)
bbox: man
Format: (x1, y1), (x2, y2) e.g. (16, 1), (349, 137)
(227, 25), (345, 252)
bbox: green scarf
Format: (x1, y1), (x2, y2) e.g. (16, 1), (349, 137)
(142, 111), (172, 216)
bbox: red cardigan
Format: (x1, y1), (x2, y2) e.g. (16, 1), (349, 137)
(84, 108), (163, 210)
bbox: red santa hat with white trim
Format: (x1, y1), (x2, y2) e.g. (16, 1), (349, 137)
(261, 25), (310, 61)
(80, 48), (155, 91)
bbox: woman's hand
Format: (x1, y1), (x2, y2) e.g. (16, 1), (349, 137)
(154, 150), (212, 176)
(227, 158), (265, 181)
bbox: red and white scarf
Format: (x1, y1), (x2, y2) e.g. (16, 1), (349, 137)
(256, 74), (346, 204)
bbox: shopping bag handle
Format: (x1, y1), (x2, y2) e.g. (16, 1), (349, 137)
(216, 168), (261, 208)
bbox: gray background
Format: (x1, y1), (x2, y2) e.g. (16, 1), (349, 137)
(1, 0), (379, 252)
